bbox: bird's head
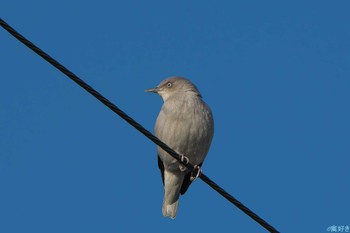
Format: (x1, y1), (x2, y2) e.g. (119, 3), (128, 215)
(145, 76), (201, 101)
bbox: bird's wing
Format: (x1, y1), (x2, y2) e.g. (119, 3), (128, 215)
(159, 151), (198, 195)
(180, 172), (191, 195)
(158, 155), (165, 185)
(180, 162), (203, 195)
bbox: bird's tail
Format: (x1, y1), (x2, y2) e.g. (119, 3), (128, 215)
(162, 199), (179, 219)
(162, 170), (185, 219)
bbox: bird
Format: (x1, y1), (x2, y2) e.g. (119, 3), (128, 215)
(145, 77), (214, 219)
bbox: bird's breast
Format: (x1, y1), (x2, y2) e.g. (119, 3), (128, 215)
(155, 97), (214, 169)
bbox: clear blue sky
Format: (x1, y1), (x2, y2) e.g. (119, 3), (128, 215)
(1, 1), (349, 233)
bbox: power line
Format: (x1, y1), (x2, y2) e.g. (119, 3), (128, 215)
(0, 18), (280, 233)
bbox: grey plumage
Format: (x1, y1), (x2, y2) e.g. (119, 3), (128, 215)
(146, 77), (214, 219)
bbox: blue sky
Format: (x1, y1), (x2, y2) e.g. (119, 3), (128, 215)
(1, 1), (350, 232)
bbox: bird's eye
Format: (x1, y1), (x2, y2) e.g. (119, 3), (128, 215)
(167, 82), (172, 88)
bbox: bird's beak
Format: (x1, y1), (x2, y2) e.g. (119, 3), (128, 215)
(145, 87), (160, 93)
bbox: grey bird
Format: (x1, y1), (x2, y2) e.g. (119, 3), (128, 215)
(145, 77), (214, 219)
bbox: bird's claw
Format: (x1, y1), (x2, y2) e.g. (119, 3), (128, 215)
(190, 165), (201, 181)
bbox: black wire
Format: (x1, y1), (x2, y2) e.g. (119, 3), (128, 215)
(0, 18), (279, 233)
